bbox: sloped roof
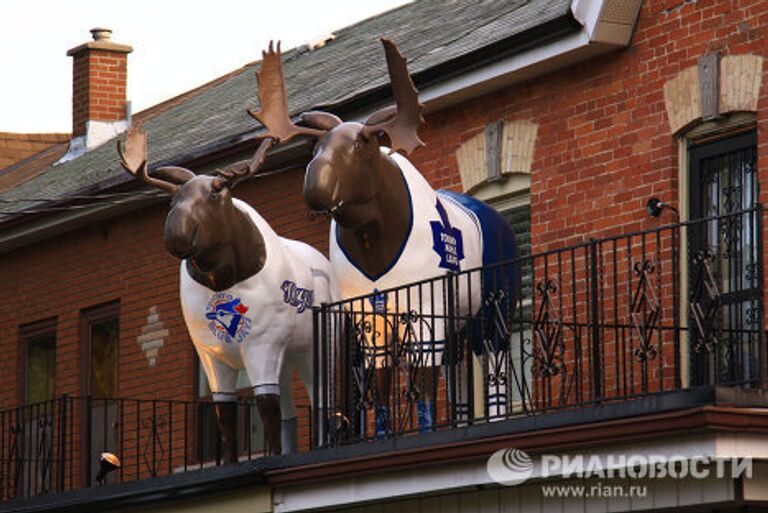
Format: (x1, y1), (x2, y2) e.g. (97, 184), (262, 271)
(0, 0), (576, 222)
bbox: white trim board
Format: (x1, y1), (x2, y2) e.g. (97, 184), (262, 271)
(273, 432), (768, 512)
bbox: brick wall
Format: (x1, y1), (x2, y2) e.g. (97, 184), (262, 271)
(0, 133), (69, 170)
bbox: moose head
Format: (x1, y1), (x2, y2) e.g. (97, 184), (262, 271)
(117, 127), (275, 291)
(249, 39), (424, 230)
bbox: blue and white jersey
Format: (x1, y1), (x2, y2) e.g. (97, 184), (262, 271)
(329, 151), (518, 366)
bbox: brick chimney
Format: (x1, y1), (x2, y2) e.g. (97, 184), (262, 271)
(58, 28), (132, 163)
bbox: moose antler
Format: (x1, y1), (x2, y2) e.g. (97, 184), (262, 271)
(212, 137), (275, 190)
(248, 41), (326, 143)
(249, 38), (423, 155)
(117, 127), (178, 194)
(362, 38), (425, 155)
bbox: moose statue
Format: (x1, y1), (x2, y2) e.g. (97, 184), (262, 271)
(117, 126), (332, 459)
(250, 39), (519, 434)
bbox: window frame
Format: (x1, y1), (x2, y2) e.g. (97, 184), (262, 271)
(676, 115), (757, 388)
(80, 301), (120, 398)
(18, 317), (57, 406)
(685, 129), (759, 387)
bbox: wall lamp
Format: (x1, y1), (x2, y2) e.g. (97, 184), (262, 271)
(646, 197), (679, 218)
(96, 452), (121, 484)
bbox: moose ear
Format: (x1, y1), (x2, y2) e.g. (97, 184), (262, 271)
(363, 107), (397, 147)
(152, 166), (196, 185)
(299, 111), (342, 131)
(363, 106), (397, 126)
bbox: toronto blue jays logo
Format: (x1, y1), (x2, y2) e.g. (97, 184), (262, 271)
(205, 293), (253, 343)
(280, 280), (314, 313)
(430, 199), (465, 272)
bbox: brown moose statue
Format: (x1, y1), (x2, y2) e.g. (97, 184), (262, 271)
(117, 124), (332, 459)
(250, 39), (520, 436)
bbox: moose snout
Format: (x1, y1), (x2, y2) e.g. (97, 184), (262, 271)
(303, 159), (339, 212)
(164, 209), (198, 259)
(165, 228), (197, 259)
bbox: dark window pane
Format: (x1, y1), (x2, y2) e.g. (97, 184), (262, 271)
(691, 131), (758, 220)
(25, 333), (55, 404)
(90, 317), (119, 398)
(696, 146), (757, 217)
(499, 204), (532, 303)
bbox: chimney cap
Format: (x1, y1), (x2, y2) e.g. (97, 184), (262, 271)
(67, 28), (132, 57)
(90, 28), (113, 41)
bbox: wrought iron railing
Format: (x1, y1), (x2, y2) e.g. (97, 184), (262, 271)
(312, 207), (765, 446)
(2, 208), (764, 501)
(0, 395), (293, 501)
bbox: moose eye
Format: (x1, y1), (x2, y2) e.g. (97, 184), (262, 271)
(209, 190), (219, 200)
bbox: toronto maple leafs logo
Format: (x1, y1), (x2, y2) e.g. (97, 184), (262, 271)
(368, 288), (388, 313)
(205, 293), (252, 343)
(430, 199), (465, 271)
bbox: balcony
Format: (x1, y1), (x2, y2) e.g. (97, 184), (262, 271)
(313, 206), (765, 445)
(2, 207), (766, 505)
(0, 396), (285, 501)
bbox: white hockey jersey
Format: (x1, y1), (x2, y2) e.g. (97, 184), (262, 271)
(329, 151), (518, 366)
(180, 198), (332, 397)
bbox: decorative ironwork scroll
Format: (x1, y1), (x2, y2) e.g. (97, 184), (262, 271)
(532, 279), (565, 378)
(689, 250), (721, 354)
(141, 415), (167, 477)
(630, 260), (660, 361)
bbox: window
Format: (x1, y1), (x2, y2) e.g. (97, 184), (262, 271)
(499, 203), (532, 300)
(689, 130), (758, 220)
(480, 192), (532, 308)
(15, 319), (57, 496)
(687, 130), (759, 386)
(20, 319), (57, 405)
(82, 302), (120, 398)
(81, 301), (120, 485)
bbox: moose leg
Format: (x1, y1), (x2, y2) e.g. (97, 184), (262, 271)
(415, 366), (438, 433)
(212, 396), (239, 464)
(411, 339), (444, 434)
(279, 368), (298, 454)
(281, 417), (298, 454)
(374, 367), (392, 437)
(244, 342), (287, 456)
(198, 353), (239, 464)
(255, 392), (282, 455)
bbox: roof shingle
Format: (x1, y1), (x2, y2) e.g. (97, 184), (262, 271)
(0, 0), (574, 221)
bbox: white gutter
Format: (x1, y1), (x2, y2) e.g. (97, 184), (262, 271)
(413, 0), (642, 112)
